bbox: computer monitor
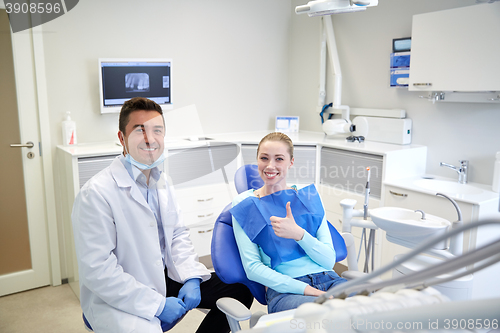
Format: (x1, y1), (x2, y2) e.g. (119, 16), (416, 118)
(98, 58), (172, 114)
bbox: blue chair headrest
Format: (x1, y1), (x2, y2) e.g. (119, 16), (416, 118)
(234, 164), (264, 194)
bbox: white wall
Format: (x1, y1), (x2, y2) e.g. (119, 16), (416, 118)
(289, 0), (500, 186)
(41, 0), (291, 146)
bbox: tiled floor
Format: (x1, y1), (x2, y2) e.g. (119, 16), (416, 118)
(0, 284), (267, 333)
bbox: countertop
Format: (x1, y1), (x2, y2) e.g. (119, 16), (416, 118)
(57, 130), (427, 158)
(384, 175), (499, 205)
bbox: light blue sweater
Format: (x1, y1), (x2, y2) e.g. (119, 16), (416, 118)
(232, 187), (337, 295)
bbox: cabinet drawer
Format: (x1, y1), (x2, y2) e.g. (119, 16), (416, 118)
(77, 154), (119, 188)
(320, 148), (383, 198)
(288, 145), (317, 184)
(177, 190), (231, 213)
(241, 144), (258, 165)
(384, 185), (474, 223)
(167, 144), (239, 189)
(189, 222), (215, 257)
(182, 206), (224, 227)
(175, 182), (229, 196)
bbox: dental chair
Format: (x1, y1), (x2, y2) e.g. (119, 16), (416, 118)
(210, 164), (349, 331)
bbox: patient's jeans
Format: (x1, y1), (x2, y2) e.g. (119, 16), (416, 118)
(265, 271), (347, 313)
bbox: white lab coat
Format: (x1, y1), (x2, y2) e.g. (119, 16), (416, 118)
(72, 157), (211, 333)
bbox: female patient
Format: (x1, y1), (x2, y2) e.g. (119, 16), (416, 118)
(230, 132), (347, 313)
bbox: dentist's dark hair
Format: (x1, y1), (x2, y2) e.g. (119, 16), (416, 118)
(119, 97), (164, 135)
(257, 132), (294, 159)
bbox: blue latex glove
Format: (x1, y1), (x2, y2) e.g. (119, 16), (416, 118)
(177, 278), (202, 311)
(157, 297), (186, 330)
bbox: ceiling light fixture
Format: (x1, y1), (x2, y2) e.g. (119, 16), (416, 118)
(295, 0), (378, 17)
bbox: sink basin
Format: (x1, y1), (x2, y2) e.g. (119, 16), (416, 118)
(413, 179), (483, 195)
(370, 207), (451, 248)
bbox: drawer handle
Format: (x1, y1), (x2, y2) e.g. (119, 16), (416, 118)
(198, 228), (213, 234)
(197, 197), (214, 202)
(389, 190), (408, 197)
(197, 213), (214, 218)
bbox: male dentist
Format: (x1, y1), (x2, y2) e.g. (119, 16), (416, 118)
(72, 97), (252, 333)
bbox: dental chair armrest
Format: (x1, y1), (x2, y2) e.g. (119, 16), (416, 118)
(216, 297), (252, 332)
(341, 270), (384, 284)
(216, 297), (252, 321)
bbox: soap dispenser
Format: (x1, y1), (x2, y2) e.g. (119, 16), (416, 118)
(62, 111), (77, 146)
(493, 151), (500, 193)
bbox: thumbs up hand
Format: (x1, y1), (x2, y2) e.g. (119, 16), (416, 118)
(270, 202), (305, 241)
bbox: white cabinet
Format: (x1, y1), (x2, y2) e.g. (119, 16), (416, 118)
(175, 183), (233, 258)
(409, 3), (500, 93)
(383, 184), (500, 299)
(167, 142), (240, 259)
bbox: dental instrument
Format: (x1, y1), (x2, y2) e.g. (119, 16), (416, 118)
(363, 167), (370, 220)
(340, 168), (377, 275)
(237, 219), (500, 332)
(362, 168), (376, 273)
(342, 238), (500, 297)
(315, 218), (500, 303)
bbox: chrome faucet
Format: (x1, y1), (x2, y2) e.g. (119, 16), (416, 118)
(439, 160), (468, 184)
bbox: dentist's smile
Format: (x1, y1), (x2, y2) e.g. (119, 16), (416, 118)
(140, 147), (158, 152)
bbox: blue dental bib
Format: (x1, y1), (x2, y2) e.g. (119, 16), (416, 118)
(230, 184), (324, 269)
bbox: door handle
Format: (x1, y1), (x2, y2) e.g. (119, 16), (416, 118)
(10, 141), (34, 148)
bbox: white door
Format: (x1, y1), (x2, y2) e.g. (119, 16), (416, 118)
(0, 8), (51, 296)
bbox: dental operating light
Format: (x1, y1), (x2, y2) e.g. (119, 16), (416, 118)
(296, 0), (378, 137)
(295, 0), (378, 17)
